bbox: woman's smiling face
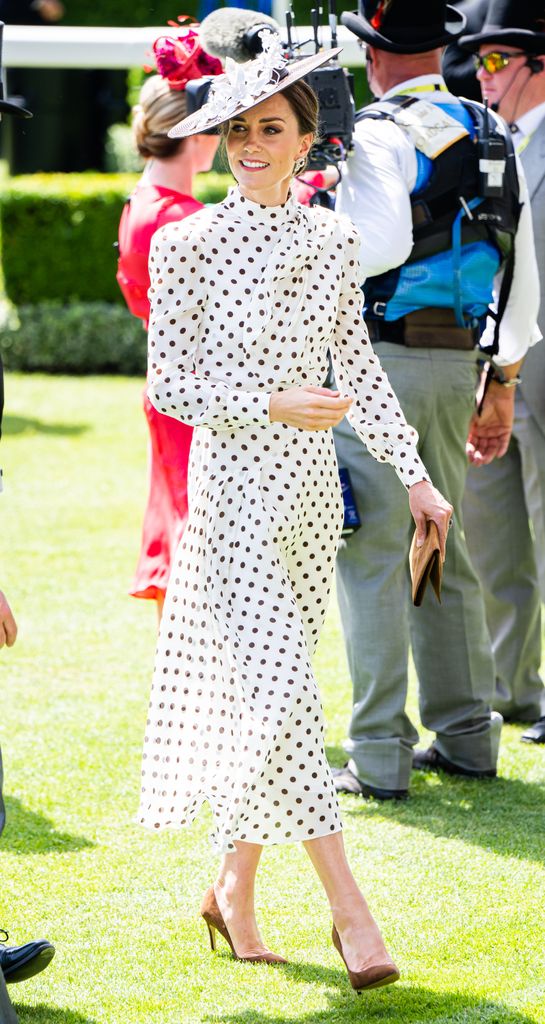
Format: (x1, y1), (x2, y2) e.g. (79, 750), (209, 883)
(225, 92), (313, 205)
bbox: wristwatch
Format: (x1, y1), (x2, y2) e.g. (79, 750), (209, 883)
(490, 366), (522, 387)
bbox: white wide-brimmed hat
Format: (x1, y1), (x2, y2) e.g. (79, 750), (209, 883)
(169, 32), (342, 139)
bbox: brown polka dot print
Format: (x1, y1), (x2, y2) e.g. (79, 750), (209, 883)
(138, 188), (428, 852)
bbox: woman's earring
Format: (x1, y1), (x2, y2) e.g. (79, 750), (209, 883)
(293, 156), (307, 176)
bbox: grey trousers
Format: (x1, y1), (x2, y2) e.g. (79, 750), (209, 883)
(464, 392), (545, 722)
(334, 344), (502, 791)
(0, 975), (17, 1024)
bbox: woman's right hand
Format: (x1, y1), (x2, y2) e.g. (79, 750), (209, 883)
(269, 387), (352, 430)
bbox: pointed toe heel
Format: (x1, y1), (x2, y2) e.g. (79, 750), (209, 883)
(200, 885), (287, 965)
(332, 925), (400, 993)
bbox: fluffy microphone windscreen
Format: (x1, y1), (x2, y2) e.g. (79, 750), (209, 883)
(200, 7), (280, 62)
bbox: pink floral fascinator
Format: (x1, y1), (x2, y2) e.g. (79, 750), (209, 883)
(149, 16), (223, 91)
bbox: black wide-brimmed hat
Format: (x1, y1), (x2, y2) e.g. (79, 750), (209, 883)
(0, 22), (32, 118)
(459, 0), (545, 53)
(341, 0), (467, 54)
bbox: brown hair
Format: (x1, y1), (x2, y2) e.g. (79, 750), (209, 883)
(132, 75), (187, 159)
(280, 79), (320, 137)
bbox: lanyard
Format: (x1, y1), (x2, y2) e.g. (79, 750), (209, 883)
(405, 83), (449, 93)
(516, 131), (534, 155)
(388, 83), (450, 100)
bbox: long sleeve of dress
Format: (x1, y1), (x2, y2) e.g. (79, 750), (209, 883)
(147, 224), (271, 430)
(330, 220), (430, 490)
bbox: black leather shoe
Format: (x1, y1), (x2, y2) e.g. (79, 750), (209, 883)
(331, 765), (408, 800)
(412, 745), (496, 778)
(521, 716), (545, 744)
(0, 933), (55, 984)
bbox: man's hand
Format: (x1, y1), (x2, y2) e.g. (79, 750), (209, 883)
(0, 591), (17, 649)
(466, 380), (515, 466)
(269, 387), (352, 430)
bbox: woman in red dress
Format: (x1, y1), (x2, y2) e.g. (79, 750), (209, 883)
(117, 26), (222, 617)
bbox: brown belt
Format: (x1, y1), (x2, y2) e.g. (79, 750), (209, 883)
(367, 308), (477, 350)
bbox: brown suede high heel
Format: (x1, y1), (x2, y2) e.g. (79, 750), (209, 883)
(332, 925), (400, 993)
(200, 886), (287, 964)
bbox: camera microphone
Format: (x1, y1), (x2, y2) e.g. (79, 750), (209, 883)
(200, 7), (281, 64)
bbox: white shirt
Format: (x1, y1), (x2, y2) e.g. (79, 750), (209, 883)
(337, 74), (541, 366)
(511, 99), (545, 149)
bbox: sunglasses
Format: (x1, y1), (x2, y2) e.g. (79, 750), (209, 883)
(473, 51), (528, 74)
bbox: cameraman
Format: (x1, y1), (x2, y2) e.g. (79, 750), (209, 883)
(331, 0), (540, 800)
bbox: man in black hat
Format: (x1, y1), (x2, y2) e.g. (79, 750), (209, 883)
(0, 23), (55, 1023)
(332, 0), (540, 799)
(459, 0), (545, 745)
(443, 0), (488, 99)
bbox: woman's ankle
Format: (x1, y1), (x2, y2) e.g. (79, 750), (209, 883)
(214, 877), (256, 917)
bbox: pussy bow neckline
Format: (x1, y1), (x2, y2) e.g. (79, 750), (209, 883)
(221, 187), (299, 228)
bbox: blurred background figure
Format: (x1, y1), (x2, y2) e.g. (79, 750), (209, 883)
(460, 0), (545, 744)
(197, 0), (273, 20)
(0, 29), (55, 1016)
(443, 0), (488, 97)
(0, 0), (131, 174)
(116, 22), (222, 620)
(0, 1), (64, 23)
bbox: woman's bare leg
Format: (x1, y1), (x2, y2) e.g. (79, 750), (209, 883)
(304, 831), (395, 972)
(156, 592), (165, 625)
(213, 841), (275, 958)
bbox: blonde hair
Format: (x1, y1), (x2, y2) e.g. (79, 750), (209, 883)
(132, 75), (188, 159)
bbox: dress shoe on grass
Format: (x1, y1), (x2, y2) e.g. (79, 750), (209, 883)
(521, 716), (545, 744)
(412, 745), (496, 778)
(0, 936), (55, 984)
(331, 765), (408, 800)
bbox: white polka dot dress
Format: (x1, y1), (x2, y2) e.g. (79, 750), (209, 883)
(138, 188), (428, 852)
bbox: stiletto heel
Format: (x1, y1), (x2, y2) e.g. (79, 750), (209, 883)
(206, 922), (217, 951)
(332, 924), (400, 993)
(200, 886), (287, 964)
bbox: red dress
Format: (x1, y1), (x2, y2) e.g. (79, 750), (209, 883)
(117, 183), (202, 601)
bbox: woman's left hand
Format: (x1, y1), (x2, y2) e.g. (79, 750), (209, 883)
(408, 481), (453, 560)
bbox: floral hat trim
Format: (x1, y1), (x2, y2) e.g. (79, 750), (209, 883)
(148, 18), (223, 92)
(169, 32), (341, 138)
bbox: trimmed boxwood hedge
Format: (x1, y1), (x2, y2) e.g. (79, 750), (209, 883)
(0, 301), (147, 375)
(0, 171), (233, 306)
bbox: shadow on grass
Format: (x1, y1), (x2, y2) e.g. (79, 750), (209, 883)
(2, 415), (88, 438)
(2, 797), (93, 854)
(328, 759), (545, 865)
(13, 1006), (96, 1024)
(205, 976), (537, 1024)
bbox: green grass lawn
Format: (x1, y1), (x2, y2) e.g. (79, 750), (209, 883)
(1, 372), (544, 1024)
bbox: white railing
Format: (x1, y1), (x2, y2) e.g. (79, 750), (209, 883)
(2, 23), (364, 69)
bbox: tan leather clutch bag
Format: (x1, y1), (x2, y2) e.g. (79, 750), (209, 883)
(410, 520), (443, 607)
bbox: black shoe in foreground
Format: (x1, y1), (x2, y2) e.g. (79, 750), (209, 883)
(521, 716), (545, 744)
(412, 745), (496, 778)
(0, 934), (55, 984)
(331, 765), (408, 801)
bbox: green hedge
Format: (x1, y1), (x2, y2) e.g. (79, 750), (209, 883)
(0, 171), (233, 306)
(0, 302), (146, 375)
(63, 2), (353, 28)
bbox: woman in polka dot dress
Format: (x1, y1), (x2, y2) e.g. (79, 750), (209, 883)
(138, 40), (452, 992)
